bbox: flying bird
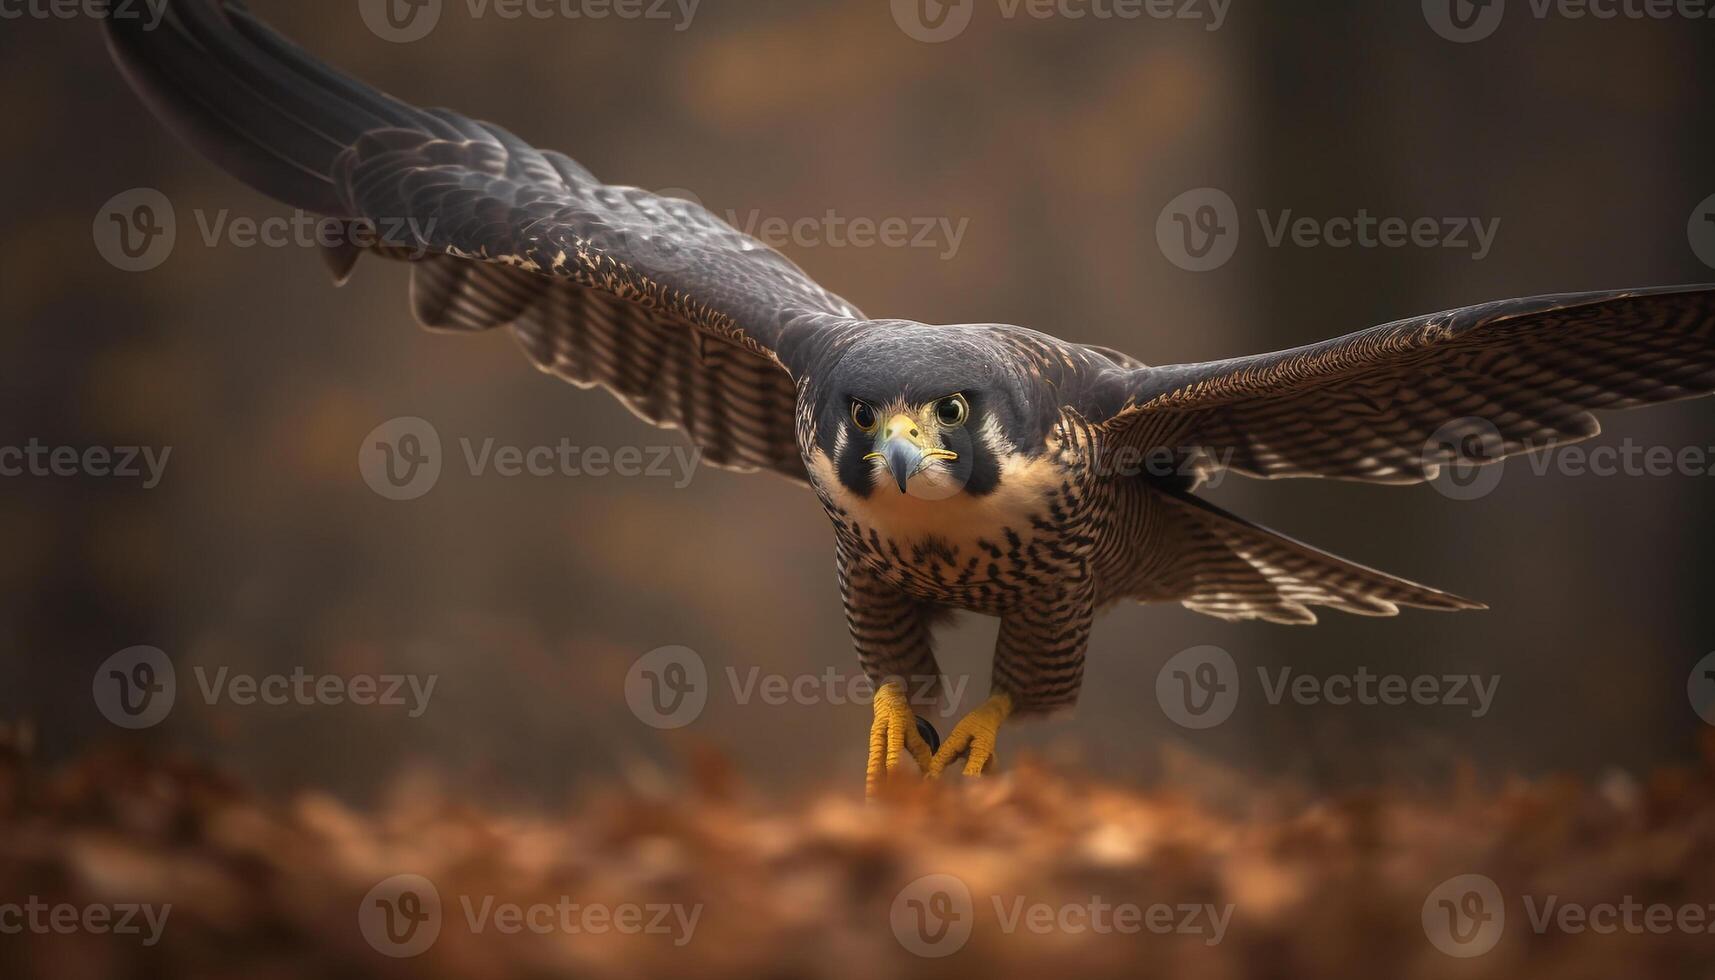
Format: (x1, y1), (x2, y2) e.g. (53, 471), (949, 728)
(106, 1), (1715, 794)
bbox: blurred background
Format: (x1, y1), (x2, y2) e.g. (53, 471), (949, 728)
(2, 0), (1714, 807)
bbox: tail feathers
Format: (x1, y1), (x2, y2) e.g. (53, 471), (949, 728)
(102, 0), (424, 214)
(1144, 491), (1485, 625)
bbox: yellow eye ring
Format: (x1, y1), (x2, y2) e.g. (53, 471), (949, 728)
(934, 394), (969, 428)
(851, 400), (878, 432)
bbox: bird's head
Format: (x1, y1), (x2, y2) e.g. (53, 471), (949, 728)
(813, 328), (1037, 501)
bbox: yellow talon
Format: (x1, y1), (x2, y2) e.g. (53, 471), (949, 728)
(866, 680), (934, 797)
(927, 691), (1013, 778)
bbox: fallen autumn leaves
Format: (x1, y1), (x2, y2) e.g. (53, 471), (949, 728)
(2, 728), (1714, 979)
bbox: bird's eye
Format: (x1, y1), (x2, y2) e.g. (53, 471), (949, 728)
(851, 400), (878, 431)
(935, 394), (969, 427)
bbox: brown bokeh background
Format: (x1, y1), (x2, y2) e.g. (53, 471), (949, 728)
(3, 0), (1714, 806)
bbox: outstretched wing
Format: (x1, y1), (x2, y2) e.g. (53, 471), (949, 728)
(1105, 287), (1715, 484)
(1126, 489), (1483, 625)
(105, 0), (866, 481)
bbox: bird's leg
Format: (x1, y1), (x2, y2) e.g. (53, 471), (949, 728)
(840, 550), (947, 796)
(928, 580), (1091, 779)
(866, 680), (935, 795)
(927, 690), (1013, 777)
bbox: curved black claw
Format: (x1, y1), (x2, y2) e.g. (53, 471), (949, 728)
(913, 714), (941, 755)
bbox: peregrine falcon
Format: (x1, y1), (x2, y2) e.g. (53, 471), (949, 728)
(107, 1), (1715, 793)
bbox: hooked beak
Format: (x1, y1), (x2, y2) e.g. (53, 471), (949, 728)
(865, 413), (957, 493)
